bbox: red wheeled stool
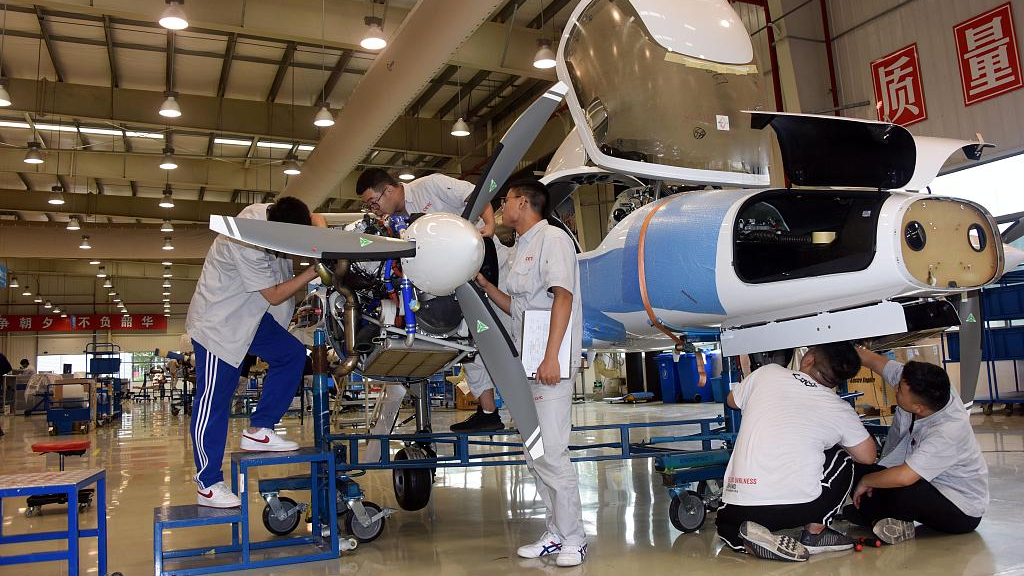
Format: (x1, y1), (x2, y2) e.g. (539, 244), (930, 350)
(25, 440), (95, 517)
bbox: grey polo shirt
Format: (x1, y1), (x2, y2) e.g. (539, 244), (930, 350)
(878, 361), (989, 518)
(505, 220), (583, 401)
(186, 203), (296, 368)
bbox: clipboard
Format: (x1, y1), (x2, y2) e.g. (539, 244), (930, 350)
(520, 309), (573, 379)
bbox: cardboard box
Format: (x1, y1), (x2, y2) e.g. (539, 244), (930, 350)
(455, 381), (480, 411)
(847, 367), (892, 416)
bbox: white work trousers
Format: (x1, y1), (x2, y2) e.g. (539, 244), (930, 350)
(462, 356), (495, 398)
(524, 387), (586, 547)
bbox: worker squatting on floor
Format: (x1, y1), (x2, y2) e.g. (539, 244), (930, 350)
(715, 342), (989, 562)
(185, 198), (326, 509)
(355, 168), (505, 433)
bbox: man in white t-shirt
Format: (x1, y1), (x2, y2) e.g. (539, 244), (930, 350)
(356, 168), (503, 432)
(716, 342), (877, 562)
(845, 349), (988, 545)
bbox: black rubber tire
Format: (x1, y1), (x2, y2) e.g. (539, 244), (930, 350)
(669, 491), (706, 533)
(341, 501), (385, 543)
(393, 448), (433, 511)
(262, 496), (302, 536)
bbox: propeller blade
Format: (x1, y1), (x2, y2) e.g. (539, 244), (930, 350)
(461, 82), (569, 222)
(454, 283), (546, 462)
(210, 215), (416, 260)
(956, 291), (982, 405)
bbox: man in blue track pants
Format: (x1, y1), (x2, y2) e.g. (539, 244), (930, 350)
(186, 197), (324, 508)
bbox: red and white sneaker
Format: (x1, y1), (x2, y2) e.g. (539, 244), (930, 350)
(197, 482), (241, 508)
(240, 428), (299, 452)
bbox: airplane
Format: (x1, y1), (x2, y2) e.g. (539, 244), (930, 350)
(207, 0), (1023, 510)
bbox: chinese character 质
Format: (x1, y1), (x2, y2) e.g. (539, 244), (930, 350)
(878, 55), (920, 121)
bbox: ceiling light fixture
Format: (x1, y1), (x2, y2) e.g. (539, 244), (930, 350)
(360, 16), (387, 50)
(43, 300), (52, 309)
(450, 117), (470, 137)
(79, 235), (91, 249)
(313, 102), (335, 127)
(9, 276), (18, 288)
(163, 267), (173, 278)
(159, 90), (182, 118)
(89, 259), (101, 265)
(102, 278), (113, 288)
(162, 237), (174, 251)
(161, 260), (173, 266)
(162, 290), (171, 296)
(22, 286), (32, 297)
(159, 187), (175, 208)
(23, 141), (43, 164)
(533, 39), (557, 69)
(48, 185), (65, 205)
(108, 289), (116, 296)
(283, 155), (302, 175)
(66, 216), (81, 231)
(159, 147), (178, 170)
(113, 295), (121, 303)
(398, 168), (415, 181)
(161, 220), (174, 233)
(159, 0), (189, 30)
(96, 266), (107, 278)
(162, 297), (170, 302)
(53, 306), (61, 314)
(162, 280), (171, 288)
(0, 79), (11, 108)
(33, 293), (42, 303)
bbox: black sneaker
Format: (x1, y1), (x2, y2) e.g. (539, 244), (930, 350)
(799, 526), (855, 554)
(739, 522), (809, 562)
(873, 518), (915, 545)
(450, 407), (504, 432)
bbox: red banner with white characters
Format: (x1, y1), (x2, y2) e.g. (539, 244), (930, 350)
(871, 43), (928, 126)
(0, 314), (167, 332)
(954, 2), (1023, 106)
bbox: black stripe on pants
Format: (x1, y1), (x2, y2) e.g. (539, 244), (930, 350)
(716, 446), (855, 551)
(842, 463), (981, 534)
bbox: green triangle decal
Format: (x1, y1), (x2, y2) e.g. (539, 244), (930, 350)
(488, 179), (497, 193)
(476, 320), (489, 333)
(966, 313), (977, 323)
(359, 237), (373, 247)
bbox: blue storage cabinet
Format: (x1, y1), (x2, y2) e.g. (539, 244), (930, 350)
(654, 354), (681, 403)
(655, 353), (715, 403)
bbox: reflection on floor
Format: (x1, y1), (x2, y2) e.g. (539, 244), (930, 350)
(0, 399), (1022, 575)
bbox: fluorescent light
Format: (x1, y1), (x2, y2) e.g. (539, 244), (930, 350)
(24, 142), (44, 164)
(451, 117), (470, 137)
(162, 237), (174, 251)
(159, 91), (182, 118)
(79, 235), (91, 249)
(66, 217), (81, 231)
(124, 130), (164, 139)
(256, 141), (293, 150)
(161, 220), (174, 232)
(360, 16), (387, 50)
(313, 103), (335, 127)
(533, 39), (557, 69)
(213, 137), (252, 146)
(0, 121), (31, 129)
(159, 0), (189, 30)
(35, 123), (79, 133)
(297, 145), (315, 152)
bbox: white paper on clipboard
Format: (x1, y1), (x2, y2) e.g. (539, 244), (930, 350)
(520, 309), (572, 379)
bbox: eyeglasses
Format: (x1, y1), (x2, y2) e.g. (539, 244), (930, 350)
(362, 186), (389, 211)
(500, 194), (520, 207)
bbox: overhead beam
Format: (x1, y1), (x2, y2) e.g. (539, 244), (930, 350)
(102, 15), (119, 88)
(0, 188), (248, 222)
(406, 65), (459, 115)
(266, 42), (297, 103)
(0, 222), (216, 260)
(527, 0), (575, 29)
(467, 75), (518, 120)
(318, 50), (353, 104)
(216, 33), (237, 98)
(435, 70), (491, 120)
(35, 6), (64, 82)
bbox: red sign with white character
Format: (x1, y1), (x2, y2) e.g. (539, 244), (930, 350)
(871, 43), (928, 126)
(0, 314), (167, 332)
(954, 3), (1023, 106)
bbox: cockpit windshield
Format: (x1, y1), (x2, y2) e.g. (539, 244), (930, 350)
(560, 0), (773, 186)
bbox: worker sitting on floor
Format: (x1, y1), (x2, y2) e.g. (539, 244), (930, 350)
(716, 342), (877, 562)
(186, 197), (326, 509)
(356, 168), (505, 433)
(844, 348), (988, 544)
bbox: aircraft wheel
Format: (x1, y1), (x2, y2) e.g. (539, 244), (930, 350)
(393, 447), (432, 511)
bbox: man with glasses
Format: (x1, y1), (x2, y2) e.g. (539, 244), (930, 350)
(845, 348), (988, 544)
(356, 169), (502, 432)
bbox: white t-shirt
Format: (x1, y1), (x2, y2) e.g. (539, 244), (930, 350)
(723, 364), (870, 506)
(186, 203), (295, 367)
(878, 361), (989, 518)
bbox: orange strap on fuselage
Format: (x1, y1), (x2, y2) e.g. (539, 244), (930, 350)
(637, 198), (707, 388)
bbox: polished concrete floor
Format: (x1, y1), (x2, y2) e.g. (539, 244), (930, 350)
(1, 397), (1023, 575)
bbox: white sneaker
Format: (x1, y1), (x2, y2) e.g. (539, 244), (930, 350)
(517, 531), (563, 558)
(555, 544), (588, 567)
(240, 428), (299, 452)
(197, 482), (241, 508)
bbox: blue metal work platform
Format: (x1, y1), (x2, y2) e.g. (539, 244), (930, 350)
(0, 468), (109, 575)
